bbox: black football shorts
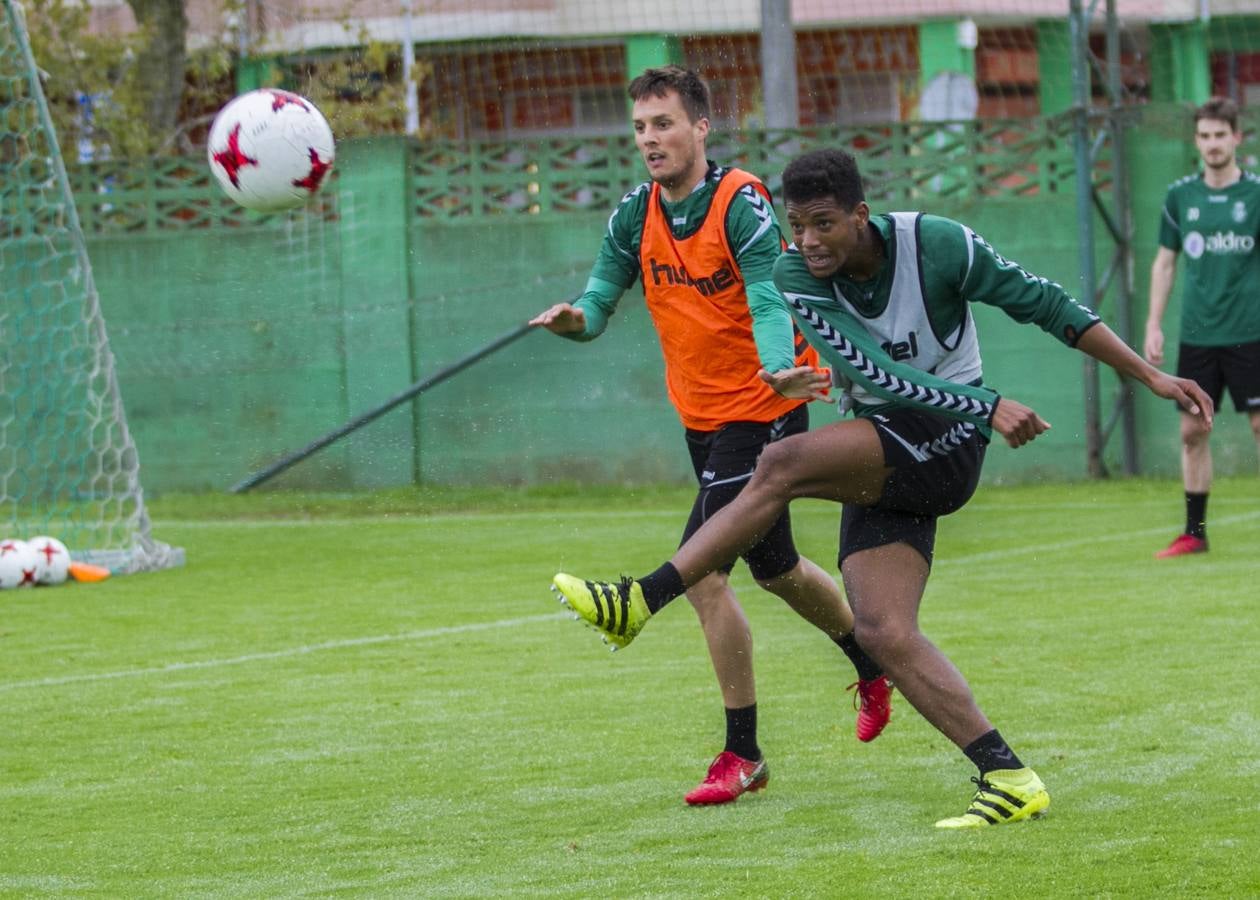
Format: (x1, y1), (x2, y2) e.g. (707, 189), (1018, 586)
(839, 407), (988, 568)
(682, 404), (809, 581)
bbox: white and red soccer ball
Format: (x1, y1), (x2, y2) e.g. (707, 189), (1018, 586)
(28, 536), (71, 586)
(0, 539), (39, 589)
(207, 88), (335, 213)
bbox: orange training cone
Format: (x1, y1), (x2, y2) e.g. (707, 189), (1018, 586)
(68, 561), (111, 583)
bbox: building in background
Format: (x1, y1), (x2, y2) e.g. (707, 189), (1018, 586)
(76, 0), (1260, 139)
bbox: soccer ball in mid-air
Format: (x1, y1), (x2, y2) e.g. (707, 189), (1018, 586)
(0, 539), (39, 589)
(207, 88), (335, 212)
(28, 536), (71, 586)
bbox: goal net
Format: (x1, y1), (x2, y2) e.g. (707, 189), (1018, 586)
(0, 0), (182, 574)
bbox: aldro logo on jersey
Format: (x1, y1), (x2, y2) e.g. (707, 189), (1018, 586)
(648, 258), (737, 296)
(1183, 230), (1256, 260)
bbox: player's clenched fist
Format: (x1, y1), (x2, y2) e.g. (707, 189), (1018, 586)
(990, 397), (1050, 448)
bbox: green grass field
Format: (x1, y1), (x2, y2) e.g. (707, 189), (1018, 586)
(2, 478), (1258, 897)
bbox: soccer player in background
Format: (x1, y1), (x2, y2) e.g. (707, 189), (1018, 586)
(530, 68), (891, 806)
(553, 148), (1214, 826)
(1144, 96), (1260, 559)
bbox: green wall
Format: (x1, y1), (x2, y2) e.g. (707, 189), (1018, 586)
(75, 114), (1258, 493)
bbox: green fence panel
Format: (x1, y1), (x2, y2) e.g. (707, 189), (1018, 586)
(335, 139), (417, 489)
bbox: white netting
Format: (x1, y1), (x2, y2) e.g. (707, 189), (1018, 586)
(0, 0), (182, 573)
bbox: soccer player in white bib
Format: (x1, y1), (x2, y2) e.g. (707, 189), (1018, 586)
(553, 148), (1213, 827)
(1145, 96), (1260, 559)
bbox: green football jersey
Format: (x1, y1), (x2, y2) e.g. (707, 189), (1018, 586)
(772, 213), (1101, 432)
(1158, 171), (1260, 346)
(588, 162), (782, 290)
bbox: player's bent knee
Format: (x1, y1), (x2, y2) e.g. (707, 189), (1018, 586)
(1181, 416), (1211, 443)
(852, 616), (916, 660)
(749, 441), (808, 496)
(746, 544), (800, 584)
(751, 556), (803, 592)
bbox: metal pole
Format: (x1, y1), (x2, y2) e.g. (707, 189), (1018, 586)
(230, 321), (535, 493)
(1107, 0), (1139, 473)
(760, 0), (798, 129)
(1070, 0), (1105, 477)
(402, 0), (419, 135)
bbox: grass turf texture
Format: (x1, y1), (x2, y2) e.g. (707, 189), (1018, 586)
(1, 479), (1258, 897)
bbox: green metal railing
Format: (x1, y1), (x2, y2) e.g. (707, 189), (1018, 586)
(58, 114), (1094, 235)
(54, 106), (1260, 235)
(65, 158), (340, 234)
(408, 115), (1085, 221)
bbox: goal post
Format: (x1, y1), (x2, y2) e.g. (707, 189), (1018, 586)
(0, 0), (182, 574)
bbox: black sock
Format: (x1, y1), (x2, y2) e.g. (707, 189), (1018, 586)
(1185, 491), (1208, 540)
(963, 729), (1024, 775)
(835, 632), (882, 682)
(638, 562), (686, 615)
(724, 703), (760, 762)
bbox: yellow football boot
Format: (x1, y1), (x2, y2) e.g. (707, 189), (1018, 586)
(935, 768), (1050, 828)
(551, 573), (650, 651)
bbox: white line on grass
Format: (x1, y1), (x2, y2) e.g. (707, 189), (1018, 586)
(0, 612), (567, 693)
(938, 508), (1260, 568)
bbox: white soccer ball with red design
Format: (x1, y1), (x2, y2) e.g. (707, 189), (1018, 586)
(27, 536), (71, 586)
(207, 89), (335, 212)
(0, 538), (39, 589)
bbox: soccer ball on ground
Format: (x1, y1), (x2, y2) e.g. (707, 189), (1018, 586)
(207, 88), (335, 213)
(0, 539), (39, 589)
(28, 536), (71, 586)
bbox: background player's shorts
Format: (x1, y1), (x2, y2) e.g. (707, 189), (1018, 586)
(1176, 340), (1260, 414)
(682, 404), (808, 581)
(839, 408), (988, 568)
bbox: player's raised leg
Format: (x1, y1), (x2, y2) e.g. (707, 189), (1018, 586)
(670, 421), (889, 587)
(554, 421), (891, 712)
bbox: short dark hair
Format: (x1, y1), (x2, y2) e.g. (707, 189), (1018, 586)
(627, 66), (711, 124)
(1195, 96), (1240, 131)
(782, 148), (866, 210)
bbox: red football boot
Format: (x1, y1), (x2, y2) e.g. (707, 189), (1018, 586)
(849, 675), (893, 743)
(1155, 534), (1208, 559)
(684, 751), (768, 806)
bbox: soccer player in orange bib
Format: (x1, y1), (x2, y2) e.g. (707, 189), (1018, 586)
(531, 67), (890, 805)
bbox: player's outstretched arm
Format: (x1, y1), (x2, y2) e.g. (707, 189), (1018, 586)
(530, 277), (625, 341)
(529, 302), (587, 335)
(1076, 322), (1214, 429)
